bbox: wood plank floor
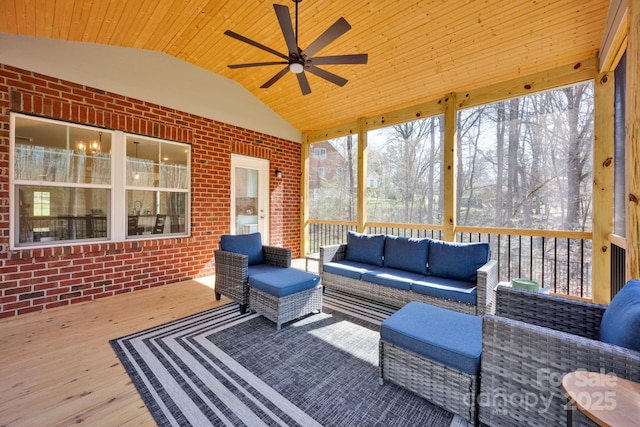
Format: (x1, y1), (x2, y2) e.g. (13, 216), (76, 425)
(0, 258), (314, 426)
(0, 275), (226, 426)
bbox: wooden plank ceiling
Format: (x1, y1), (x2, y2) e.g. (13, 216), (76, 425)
(0, 0), (609, 133)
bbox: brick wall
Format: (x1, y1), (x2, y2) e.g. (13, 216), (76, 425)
(0, 64), (301, 318)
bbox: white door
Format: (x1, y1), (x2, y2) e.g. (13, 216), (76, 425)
(230, 154), (269, 243)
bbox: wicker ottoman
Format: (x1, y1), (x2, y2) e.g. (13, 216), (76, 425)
(379, 301), (482, 425)
(248, 268), (322, 330)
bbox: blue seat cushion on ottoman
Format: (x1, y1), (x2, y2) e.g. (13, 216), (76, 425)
(248, 264), (286, 277)
(249, 268), (321, 297)
(380, 301), (482, 375)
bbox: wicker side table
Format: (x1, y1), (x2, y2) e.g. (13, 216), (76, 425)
(305, 252), (320, 272)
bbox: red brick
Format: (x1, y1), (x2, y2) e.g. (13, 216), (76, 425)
(0, 63), (300, 319)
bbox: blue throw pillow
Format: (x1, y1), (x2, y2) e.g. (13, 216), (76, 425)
(600, 279), (640, 351)
(384, 236), (429, 275)
(428, 240), (490, 283)
(220, 232), (265, 265)
(344, 231), (386, 267)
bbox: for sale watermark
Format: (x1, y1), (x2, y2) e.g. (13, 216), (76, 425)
(467, 368), (619, 416)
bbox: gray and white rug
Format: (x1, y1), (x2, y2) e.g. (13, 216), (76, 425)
(111, 290), (457, 426)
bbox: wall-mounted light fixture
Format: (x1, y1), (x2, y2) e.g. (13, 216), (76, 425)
(275, 168), (283, 178)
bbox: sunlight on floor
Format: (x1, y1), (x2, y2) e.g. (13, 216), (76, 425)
(304, 317), (379, 365)
(194, 275), (216, 290)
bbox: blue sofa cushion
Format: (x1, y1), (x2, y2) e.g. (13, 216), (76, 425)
(410, 276), (477, 305)
(249, 268), (321, 297)
(380, 301), (482, 375)
(600, 279), (640, 351)
(361, 267), (422, 291)
(345, 231), (386, 267)
(323, 260), (381, 280)
(428, 240), (490, 283)
(220, 232), (264, 265)
(384, 236), (429, 275)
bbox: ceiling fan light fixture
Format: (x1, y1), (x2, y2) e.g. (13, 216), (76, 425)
(289, 62), (304, 74)
(225, 0), (368, 95)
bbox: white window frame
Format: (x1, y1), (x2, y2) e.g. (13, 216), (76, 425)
(314, 148), (327, 159)
(9, 113), (191, 249)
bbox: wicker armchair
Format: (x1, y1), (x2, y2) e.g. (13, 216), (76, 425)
(214, 244), (291, 314)
(479, 285), (640, 427)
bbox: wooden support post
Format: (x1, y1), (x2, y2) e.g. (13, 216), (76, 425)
(357, 117), (368, 233)
(626, 0), (640, 280)
(300, 133), (310, 256)
(443, 93), (457, 242)
(593, 71), (615, 303)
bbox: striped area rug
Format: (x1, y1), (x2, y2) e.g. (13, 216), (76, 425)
(110, 290), (456, 426)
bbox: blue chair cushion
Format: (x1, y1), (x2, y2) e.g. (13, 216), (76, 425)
(410, 276), (477, 305)
(384, 236), (429, 275)
(361, 267), (421, 291)
(322, 260), (381, 280)
(380, 301), (482, 375)
(344, 231), (386, 267)
(428, 240), (490, 283)
(600, 279), (640, 351)
(220, 232), (264, 265)
(249, 268), (321, 297)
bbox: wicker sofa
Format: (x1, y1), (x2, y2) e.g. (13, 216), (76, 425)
(214, 232), (291, 313)
(320, 232), (498, 315)
(479, 282), (640, 427)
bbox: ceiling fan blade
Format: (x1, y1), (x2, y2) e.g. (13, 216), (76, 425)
(274, 4), (298, 55)
(297, 72), (311, 95)
(306, 65), (348, 87)
(309, 54), (368, 65)
(302, 17), (351, 58)
(224, 30), (289, 61)
(261, 67), (290, 89)
(228, 61), (288, 69)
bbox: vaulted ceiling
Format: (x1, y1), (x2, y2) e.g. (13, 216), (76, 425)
(0, 0), (610, 133)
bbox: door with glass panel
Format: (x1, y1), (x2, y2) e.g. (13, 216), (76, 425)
(230, 154), (269, 242)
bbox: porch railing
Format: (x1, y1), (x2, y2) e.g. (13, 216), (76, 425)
(306, 220), (592, 299)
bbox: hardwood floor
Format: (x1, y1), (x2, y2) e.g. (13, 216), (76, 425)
(0, 275), (226, 426)
(0, 258), (314, 426)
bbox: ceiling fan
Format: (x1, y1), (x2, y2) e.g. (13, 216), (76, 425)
(224, 0), (368, 95)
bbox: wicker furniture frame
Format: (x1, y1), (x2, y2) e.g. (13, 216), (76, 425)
(249, 284), (323, 330)
(480, 285), (640, 427)
(214, 245), (291, 313)
(379, 340), (479, 424)
(319, 243), (497, 315)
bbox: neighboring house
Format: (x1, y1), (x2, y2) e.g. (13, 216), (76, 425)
(367, 171), (380, 189)
(308, 141), (348, 191)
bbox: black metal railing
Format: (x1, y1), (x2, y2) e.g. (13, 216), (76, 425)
(611, 242), (626, 298)
(457, 231), (592, 299)
(308, 222), (357, 253)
